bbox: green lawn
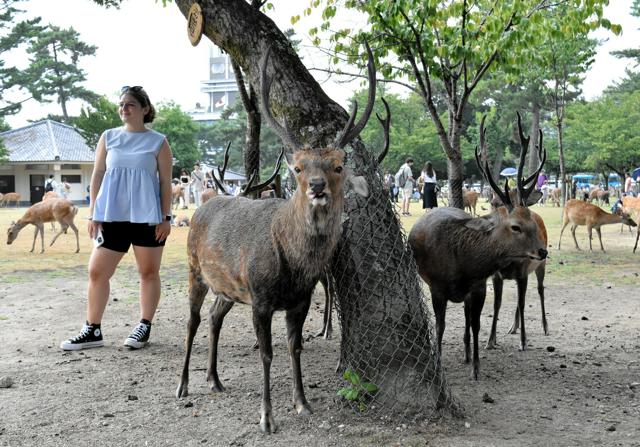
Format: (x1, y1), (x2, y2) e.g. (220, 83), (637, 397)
(1, 198), (638, 285)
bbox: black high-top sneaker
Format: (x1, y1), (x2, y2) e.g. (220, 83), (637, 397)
(123, 320), (151, 349)
(60, 322), (104, 351)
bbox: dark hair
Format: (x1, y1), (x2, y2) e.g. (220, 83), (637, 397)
(423, 161), (434, 177)
(406, 157), (414, 164)
(120, 86), (156, 123)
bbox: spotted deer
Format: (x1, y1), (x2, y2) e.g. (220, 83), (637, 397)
(176, 44), (378, 434)
(408, 113), (548, 379)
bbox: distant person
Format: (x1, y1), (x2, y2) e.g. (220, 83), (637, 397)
(44, 175), (57, 193)
(60, 85), (173, 351)
(624, 173), (635, 197)
(420, 161), (438, 211)
(536, 169), (547, 190)
(396, 157), (414, 216)
(179, 169), (190, 208)
(190, 163), (205, 207)
(61, 177), (71, 199)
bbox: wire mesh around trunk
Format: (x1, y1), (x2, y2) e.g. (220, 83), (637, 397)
(328, 143), (460, 422)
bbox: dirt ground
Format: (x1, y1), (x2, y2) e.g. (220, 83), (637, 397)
(1, 259), (639, 446)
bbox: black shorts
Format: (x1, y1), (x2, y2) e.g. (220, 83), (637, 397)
(100, 221), (166, 253)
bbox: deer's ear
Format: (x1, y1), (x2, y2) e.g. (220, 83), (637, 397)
(464, 216), (494, 232)
(525, 190), (543, 206)
(346, 170), (368, 197)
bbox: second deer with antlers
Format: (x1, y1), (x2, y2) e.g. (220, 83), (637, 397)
(409, 113), (548, 379)
(176, 44), (390, 434)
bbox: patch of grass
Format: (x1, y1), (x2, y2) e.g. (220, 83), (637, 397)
(0, 315), (8, 320)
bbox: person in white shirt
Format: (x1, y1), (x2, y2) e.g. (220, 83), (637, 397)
(420, 161), (438, 210)
(397, 158), (414, 216)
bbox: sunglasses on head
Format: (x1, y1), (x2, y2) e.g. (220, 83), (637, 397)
(121, 85), (143, 93)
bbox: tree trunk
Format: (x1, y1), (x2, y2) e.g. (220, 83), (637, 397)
(557, 119), (567, 206)
(447, 113), (464, 209)
(175, 0), (456, 418)
(528, 101), (541, 173)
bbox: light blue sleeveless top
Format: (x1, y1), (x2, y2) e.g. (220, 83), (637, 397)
(93, 127), (166, 225)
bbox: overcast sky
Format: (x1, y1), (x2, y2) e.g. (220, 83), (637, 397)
(6, 0), (640, 129)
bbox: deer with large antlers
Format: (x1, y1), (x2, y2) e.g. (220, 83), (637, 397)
(481, 116), (549, 351)
(408, 113), (548, 379)
(176, 44), (387, 434)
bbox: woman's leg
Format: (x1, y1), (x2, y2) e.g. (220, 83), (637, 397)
(182, 186), (189, 208)
(132, 245), (164, 322)
(87, 247), (126, 324)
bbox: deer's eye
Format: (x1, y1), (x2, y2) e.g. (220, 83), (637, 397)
(335, 166), (343, 174)
(294, 167), (301, 174)
(511, 225), (522, 233)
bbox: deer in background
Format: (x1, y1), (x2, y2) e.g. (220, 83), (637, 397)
(6, 198), (80, 253)
(481, 116), (549, 351)
(463, 189), (479, 216)
(620, 196), (640, 252)
(1, 192), (21, 207)
(408, 113), (548, 379)
(172, 183), (183, 210)
(176, 44), (377, 433)
(558, 199), (636, 251)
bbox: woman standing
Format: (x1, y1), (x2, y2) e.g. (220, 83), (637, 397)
(420, 161), (438, 210)
(60, 86), (173, 351)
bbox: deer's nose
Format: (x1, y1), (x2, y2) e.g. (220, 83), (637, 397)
(309, 178), (326, 194)
(538, 248), (548, 259)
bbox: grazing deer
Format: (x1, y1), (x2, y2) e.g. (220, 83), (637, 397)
(42, 191), (61, 232)
(1, 192), (21, 207)
(463, 190), (479, 216)
(547, 187), (561, 207)
(176, 44), (377, 434)
(408, 113), (548, 379)
(6, 198), (80, 253)
(588, 188), (610, 206)
(558, 199), (636, 251)
(172, 183), (183, 210)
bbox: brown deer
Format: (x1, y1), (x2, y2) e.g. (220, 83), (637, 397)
(588, 188), (610, 206)
(171, 183), (183, 210)
(558, 199), (636, 251)
(6, 198), (80, 253)
(1, 192), (21, 207)
(547, 187), (561, 207)
(201, 188), (218, 204)
(620, 196), (640, 252)
(408, 113), (547, 379)
(463, 190), (479, 216)
(42, 191), (61, 231)
(482, 118), (549, 351)
(176, 44), (376, 434)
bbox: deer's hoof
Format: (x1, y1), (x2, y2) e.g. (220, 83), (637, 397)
(485, 339), (498, 350)
(471, 365), (479, 381)
(260, 412), (277, 434)
(207, 379), (225, 393)
(295, 401), (313, 417)
(176, 383), (188, 399)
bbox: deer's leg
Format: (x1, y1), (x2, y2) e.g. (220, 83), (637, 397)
(536, 263), (548, 335)
(206, 296), (233, 393)
(558, 221), (569, 250)
(176, 268), (209, 399)
(30, 225), (39, 253)
(570, 225), (581, 250)
(595, 227), (605, 251)
(468, 282), (486, 380)
(463, 299), (472, 364)
(514, 275), (529, 351)
(286, 298), (313, 417)
(431, 293), (447, 356)
(49, 224), (68, 248)
(486, 274), (502, 350)
(68, 221), (80, 253)
(253, 307), (276, 434)
(315, 274), (332, 339)
(634, 228), (639, 253)
(587, 225), (594, 251)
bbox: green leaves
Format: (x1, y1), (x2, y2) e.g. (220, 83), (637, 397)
(337, 368), (379, 410)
